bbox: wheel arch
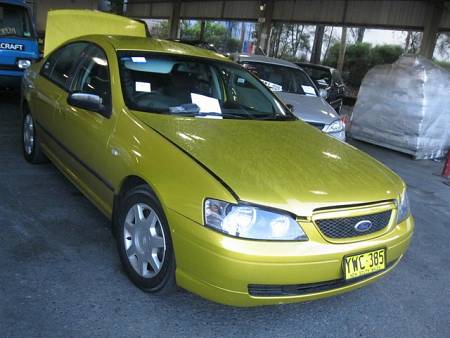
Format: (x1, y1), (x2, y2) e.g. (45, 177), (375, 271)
(112, 175), (163, 236)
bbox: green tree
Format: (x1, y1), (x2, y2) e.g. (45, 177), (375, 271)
(180, 21), (241, 52)
(268, 23), (310, 60)
(147, 20), (169, 39)
(324, 42), (403, 87)
(371, 45), (404, 66)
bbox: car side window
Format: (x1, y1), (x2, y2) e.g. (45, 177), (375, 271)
(44, 42), (89, 90)
(71, 45), (111, 115)
(41, 49), (61, 78)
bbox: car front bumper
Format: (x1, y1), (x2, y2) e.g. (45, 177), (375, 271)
(0, 71), (22, 89)
(327, 130), (346, 142)
(168, 209), (414, 307)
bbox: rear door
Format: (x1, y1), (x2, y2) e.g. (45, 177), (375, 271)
(32, 42), (88, 154)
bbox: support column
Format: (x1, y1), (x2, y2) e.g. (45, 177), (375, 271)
(199, 20), (206, 41)
(257, 0), (274, 54)
(239, 22), (246, 53)
(169, 0), (181, 40)
(310, 25), (325, 64)
(419, 1), (443, 59)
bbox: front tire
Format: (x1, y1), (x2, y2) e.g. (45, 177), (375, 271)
(22, 109), (46, 164)
(116, 185), (176, 293)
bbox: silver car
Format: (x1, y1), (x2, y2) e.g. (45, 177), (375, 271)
(236, 55), (346, 141)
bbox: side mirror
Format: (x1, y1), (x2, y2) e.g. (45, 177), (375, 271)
(319, 88), (328, 99)
(68, 93), (104, 113)
(286, 103), (295, 112)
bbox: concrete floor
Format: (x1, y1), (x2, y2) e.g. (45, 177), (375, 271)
(1, 95), (449, 337)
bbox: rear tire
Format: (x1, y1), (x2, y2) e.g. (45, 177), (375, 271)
(116, 185), (176, 294)
(22, 109), (47, 164)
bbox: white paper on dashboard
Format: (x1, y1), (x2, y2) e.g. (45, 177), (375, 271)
(131, 57), (147, 63)
(135, 81), (151, 92)
(302, 85), (316, 95)
(191, 93), (222, 117)
(261, 79), (283, 92)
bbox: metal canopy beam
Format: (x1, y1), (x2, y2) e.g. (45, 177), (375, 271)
(125, 0), (450, 32)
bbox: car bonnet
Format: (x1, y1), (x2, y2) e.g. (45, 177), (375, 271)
(133, 111), (403, 216)
(277, 92), (338, 125)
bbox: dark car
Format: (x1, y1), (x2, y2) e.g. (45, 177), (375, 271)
(296, 63), (345, 114)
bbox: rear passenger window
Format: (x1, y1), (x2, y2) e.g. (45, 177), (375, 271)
(41, 49), (61, 78)
(43, 42), (88, 90)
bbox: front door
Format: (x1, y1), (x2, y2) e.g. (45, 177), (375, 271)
(56, 44), (116, 216)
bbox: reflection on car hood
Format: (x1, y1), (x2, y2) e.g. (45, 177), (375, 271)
(134, 112), (403, 216)
(277, 92), (338, 125)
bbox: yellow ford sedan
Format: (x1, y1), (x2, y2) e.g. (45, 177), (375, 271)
(22, 23), (413, 307)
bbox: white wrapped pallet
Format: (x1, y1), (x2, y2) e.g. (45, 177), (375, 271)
(350, 55), (450, 159)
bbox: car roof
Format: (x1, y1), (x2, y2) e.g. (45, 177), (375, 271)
(237, 54), (301, 70)
(82, 35), (230, 63)
(297, 62), (335, 72)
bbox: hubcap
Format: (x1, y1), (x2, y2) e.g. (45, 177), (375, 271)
(23, 114), (34, 155)
(123, 203), (166, 278)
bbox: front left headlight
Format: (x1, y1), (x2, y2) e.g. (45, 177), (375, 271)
(323, 119), (345, 133)
(397, 190), (411, 224)
(204, 199), (308, 241)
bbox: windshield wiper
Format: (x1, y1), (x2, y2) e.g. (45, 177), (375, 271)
(167, 104), (246, 119)
(168, 111), (246, 119)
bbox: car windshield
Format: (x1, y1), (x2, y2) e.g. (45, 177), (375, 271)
(0, 4), (33, 38)
(242, 61), (318, 97)
(302, 66), (331, 86)
(118, 53), (295, 120)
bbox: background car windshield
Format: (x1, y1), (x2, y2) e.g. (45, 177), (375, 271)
(118, 53), (292, 120)
(242, 62), (318, 97)
(303, 66), (332, 86)
(0, 4), (33, 38)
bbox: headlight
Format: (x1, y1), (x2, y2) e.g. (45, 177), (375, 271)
(397, 191), (411, 224)
(323, 120), (344, 133)
(204, 199), (308, 241)
(17, 59), (32, 69)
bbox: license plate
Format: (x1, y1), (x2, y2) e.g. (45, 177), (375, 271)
(343, 249), (386, 280)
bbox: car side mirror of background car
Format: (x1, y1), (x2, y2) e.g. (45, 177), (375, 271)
(68, 93), (105, 114)
(319, 88), (329, 99)
(286, 103), (295, 112)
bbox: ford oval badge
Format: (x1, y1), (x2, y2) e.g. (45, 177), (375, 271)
(354, 220), (373, 232)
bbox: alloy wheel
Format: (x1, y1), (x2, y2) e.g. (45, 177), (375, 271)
(123, 203), (166, 278)
(23, 114), (34, 155)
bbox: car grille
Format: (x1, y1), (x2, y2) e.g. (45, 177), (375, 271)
(315, 210), (392, 239)
(248, 260), (396, 297)
(0, 64), (19, 71)
(308, 122), (325, 130)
